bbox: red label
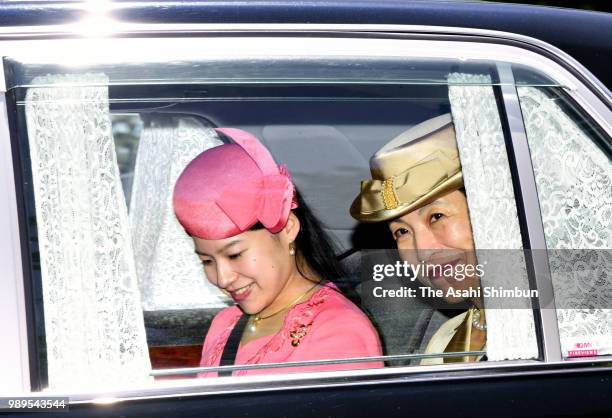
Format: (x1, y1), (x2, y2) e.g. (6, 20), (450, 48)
(567, 349), (599, 357)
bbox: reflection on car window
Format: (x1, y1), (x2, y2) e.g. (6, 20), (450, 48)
(12, 51), (608, 390)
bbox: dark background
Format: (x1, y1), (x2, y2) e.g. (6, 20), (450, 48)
(496, 1), (610, 12)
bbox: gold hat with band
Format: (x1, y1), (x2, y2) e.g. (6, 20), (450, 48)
(350, 113), (463, 222)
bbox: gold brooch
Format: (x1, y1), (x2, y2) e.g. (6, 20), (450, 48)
(290, 324), (311, 347)
(382, 178), (399, 210)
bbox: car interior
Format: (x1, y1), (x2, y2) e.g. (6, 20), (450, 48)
(107, 82), (464, 372)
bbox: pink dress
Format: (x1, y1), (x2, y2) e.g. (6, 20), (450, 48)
(198, 283), (383, 377)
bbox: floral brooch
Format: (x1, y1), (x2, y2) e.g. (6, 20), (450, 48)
(289, 323), (312, 347)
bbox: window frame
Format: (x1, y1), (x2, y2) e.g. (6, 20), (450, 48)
(495, 62), (562, 362)
(1, 24), (611, 402)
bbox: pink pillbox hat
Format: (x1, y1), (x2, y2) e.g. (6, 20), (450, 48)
(173, 128), (298, 239)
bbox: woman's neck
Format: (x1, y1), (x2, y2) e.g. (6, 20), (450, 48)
(257, 272), (317, 318)
(241, 276), (320, 345)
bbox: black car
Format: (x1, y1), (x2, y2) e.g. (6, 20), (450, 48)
(0, 1), (610, 417)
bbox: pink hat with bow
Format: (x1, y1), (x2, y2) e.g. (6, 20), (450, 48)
(173, 128), (298, 239)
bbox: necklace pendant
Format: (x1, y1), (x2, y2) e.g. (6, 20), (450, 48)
(248, 316), (260, 333)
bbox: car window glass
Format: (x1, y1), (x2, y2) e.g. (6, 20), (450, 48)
(518, 86), (612, 358)
(6, 42), (570, 391)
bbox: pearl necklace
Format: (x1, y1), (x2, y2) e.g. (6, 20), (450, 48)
(247, 282), (319, 333)
(471, 308), (487, 331)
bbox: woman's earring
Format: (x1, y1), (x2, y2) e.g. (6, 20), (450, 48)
(289, 243), (296, 256)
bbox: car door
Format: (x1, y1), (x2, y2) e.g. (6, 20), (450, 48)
(0, 21), (610, 418)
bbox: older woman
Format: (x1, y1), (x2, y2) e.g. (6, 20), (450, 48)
(350, 114), (486, 364)
(173, 128), (382, 376)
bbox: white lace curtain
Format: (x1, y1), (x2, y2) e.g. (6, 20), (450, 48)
(518, 86), (612, 357)
(448, 73), (539, 361)
(25, 74), (152, 390)
(129, 116), (230, 310)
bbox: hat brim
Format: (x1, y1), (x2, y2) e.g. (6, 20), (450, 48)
(350, 171), (463, 223)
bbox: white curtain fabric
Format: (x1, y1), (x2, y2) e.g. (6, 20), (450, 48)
(448, 73), (539, 361)
(129, 116), (231, 310)
(25, 74), (152, 390)
(518, 86), (612, 357)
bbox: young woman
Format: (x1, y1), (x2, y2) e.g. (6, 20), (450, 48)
(350, 114), (486, 364)
(173, 128), (383, 377)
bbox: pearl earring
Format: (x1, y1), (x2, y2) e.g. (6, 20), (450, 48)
(289, 243), (296, 256)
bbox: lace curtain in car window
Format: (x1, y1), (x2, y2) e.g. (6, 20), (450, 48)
(25, 74), (152, 390)
(129, 116), (231, 310)
(448, 73), (539, 361)
(518, 86), (612, 357)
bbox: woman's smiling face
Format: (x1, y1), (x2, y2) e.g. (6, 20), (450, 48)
(388, 189), (479, 303)
(193, 221), (298, 315)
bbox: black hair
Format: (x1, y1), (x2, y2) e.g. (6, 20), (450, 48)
(251, 189), (345, 282)
(291, 189), (346, 283)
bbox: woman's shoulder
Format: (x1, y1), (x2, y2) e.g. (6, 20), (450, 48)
(199, 305), (242, 367)
(422, 311), (468, 361)
(238, 282), (383, 366)
(285, 282), (382, 356)
(314, 282), (367, 314)
(209, 305), (243, 331)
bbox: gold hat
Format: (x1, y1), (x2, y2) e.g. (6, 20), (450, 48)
(350, 114), (463, 222)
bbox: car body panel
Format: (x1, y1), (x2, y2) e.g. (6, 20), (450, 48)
(0, 2), (610, 417)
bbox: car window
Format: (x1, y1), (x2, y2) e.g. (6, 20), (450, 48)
(4, 36), (609, 393)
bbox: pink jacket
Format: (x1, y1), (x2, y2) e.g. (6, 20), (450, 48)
(199, 284), (383, 377)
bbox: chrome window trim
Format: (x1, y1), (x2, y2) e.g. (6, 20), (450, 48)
(0, 31), (609, 136)
(0, 23), (609, 103)
(0, 93), (31, 392)
(0, 36), (575, 90)
(150, 351), (488, 377)
(496, 63), (562, 362)
(563, 81), (612, 141)
(1, 24), (610, 397)
(44, 358), (612, 404)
